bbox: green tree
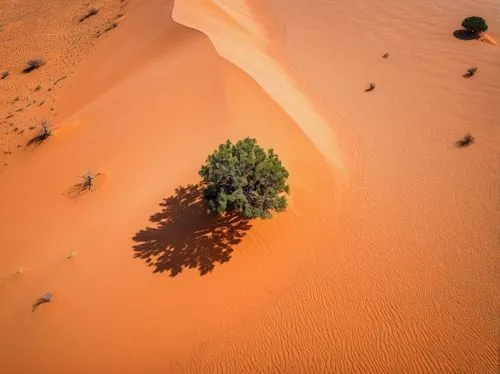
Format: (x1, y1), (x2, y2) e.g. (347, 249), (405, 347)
(461, 16), (488, 35)
(199, 138), (290, 219)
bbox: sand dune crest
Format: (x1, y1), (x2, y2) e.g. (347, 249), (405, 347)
(173, 0), (346, 174)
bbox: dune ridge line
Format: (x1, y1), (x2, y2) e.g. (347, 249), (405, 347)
(172, 0), (346, 173)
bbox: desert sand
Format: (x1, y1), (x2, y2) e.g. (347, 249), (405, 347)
(0, 0), (498, 373)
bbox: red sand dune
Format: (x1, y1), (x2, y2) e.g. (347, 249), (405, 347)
(0, 0), (498, 373)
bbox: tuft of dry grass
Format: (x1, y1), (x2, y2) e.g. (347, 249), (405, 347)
(365, 82), (376, 92)
(22, 59), (45, 73)
(456, 132), (475, 147)
(105, 22), (118, 32)
(26, 121), (52, 147)
(463, 67), (478, 78)
(79, 7), (99, 22)
(1, 71), (9, 80)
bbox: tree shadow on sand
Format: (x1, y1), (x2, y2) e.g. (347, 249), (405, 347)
(132, 184), (252, 277)
(453, 29), (478, 41)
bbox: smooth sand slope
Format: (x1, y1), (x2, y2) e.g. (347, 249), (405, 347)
(0, 0), (499, 373)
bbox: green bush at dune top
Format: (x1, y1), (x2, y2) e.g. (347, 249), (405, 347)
(199, 137), (290, 219)
(461, 16), (488, 35)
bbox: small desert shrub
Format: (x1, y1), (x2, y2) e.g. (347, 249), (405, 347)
(199, 138), (290, 219)
(80, 7), (99, 22)
(23, 59), (45, 73)
(104, 22), (118, 32)
(1, 71), (9, 80)
(26, 121), (52, 147)
(461, 16), (488, 35)
(456, 133), (475, 147)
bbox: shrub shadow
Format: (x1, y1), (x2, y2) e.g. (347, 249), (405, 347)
(63, 181), (93, 198)
(453, 29), (477, 41)
(62, 173), (102, 199)
(132, 184), (252, 276)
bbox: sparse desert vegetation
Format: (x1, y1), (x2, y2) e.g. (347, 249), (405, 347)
(463, 67), (478, 78)
(26, 121), (52, 147)
(79, 7), (99, 22)
(456, 132), (475, 147)
(365, 82), (376, 92)
(22, 58), (45, 73)
(64, 171), (102, 198)
(32, 292), (53, 311)
(105, 22), (118, 32)
(1, 71), (9, 80)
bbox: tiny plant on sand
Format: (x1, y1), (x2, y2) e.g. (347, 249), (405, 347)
(365, 82), (376, 92)
(456, 133), (475, 148)
(104, 22), (118, 32)
(22, 58), (45, 73)
(79, 7), (98, 22)
(65, 171), (101, 198)
(79, 171), (101, 192)
(199, 138), (289, 219)
(1, 71), (9, 80)
(67, 251), (79, 259)
(26, 121), (52, 147)
(461, 17), (488, 37)
(463, 67), (478, 78)
(32, 292), (53, 312)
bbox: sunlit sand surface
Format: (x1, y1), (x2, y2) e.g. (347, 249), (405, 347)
(0, 0), (498, 373)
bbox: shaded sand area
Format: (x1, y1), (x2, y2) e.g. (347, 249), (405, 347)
(0, 0), (499, 373)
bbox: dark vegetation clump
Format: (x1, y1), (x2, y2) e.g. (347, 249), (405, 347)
(365, 82), (376, 92)
(26, 121), (52, 147)
(199, 138), (290, 219)
(461, 16), (488, 36)
(22, 59), (45, 73)
(1, 71), (9, 80)
(382, 53), (390, 58)
(32, 292), (53, 312)
(34, 85), (41, 91)
(65, 171), (101, 198)
(463, 67), (478, 78)
(80, 7), (99, 22)
(456, 133), (475, 148)
(80, 172), (98, 191)
(104, 22), (118, 32)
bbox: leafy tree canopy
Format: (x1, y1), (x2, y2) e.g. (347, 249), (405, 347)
(461, 16), (488, 34)
(199, 138), (290, 219)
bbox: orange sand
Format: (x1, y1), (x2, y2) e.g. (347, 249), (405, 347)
(0, 0), (498, 373)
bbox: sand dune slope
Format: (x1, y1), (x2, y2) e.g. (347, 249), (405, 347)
(172, 0), (499, 372)
(0, 1), (338, 373)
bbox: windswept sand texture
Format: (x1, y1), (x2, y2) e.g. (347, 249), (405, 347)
(0, 0), (499, 373)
